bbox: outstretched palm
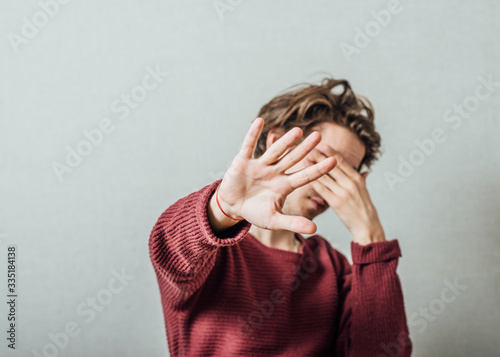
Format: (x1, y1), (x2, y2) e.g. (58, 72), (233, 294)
(218, 118), (337, 234)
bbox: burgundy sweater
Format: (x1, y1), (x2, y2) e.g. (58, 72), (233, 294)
(149, 179), (413, 356)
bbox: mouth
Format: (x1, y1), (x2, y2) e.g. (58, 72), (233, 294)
(308, 196), (327, 210)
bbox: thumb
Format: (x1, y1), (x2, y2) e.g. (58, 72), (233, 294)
(361, 171), (369, 181)
(271, 213), (317, 235)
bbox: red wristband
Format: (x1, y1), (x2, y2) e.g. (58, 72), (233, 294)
(215, 183), (244, 221)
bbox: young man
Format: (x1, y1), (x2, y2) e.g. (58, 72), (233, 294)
(149, 78), (413, 356)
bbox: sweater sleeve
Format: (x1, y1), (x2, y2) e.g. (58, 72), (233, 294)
(148, 178), (251, 310)
(334, 239), (413, 357)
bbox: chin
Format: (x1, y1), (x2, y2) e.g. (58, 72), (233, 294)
(303, 207), (324, 221)
(302, 196), (328, 217)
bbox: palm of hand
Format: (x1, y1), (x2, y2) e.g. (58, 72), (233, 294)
(217, 118), (337, 234)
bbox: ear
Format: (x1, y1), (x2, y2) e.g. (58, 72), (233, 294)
(361, 171), (369, 181)
(265, 127), (287, 151)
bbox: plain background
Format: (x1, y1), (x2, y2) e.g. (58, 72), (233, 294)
(1, 0), (499, 356)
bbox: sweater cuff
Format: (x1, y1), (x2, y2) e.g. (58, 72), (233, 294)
(196, 179), (251, 247)
(351, 239), (402, 264)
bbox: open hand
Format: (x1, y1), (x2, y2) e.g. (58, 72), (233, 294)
(217, 118), (337, 234)
(306, 145), (386, 245)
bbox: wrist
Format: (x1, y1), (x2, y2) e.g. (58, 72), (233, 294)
(208, 192), (241, 234)
(215, 183), (244, 221)
(352, 225), (386, 246)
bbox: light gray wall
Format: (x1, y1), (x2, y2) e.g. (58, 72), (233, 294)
(1, 0), (498, 356)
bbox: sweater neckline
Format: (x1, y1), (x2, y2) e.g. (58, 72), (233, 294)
(246, 231), (307, 258)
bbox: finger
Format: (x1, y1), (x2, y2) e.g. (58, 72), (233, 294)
(315, 174), (344, 197)
(311, 180), (336, 202)
(287, 157), (337, 190)
(269, 212), (317, 234)
(327, 163), (352, 187)
(239, 117), (264, 159)
(313, 144), (337, 159)
(313, 146), (361, 181)
(275, 131), (322, 173)
(334, 155), (361, 181)
(309, 148), (354, 187)
(301, 149), (347, 200)
(259, 127), (303, 165)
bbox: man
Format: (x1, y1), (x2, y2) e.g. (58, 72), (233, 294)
(149, 78), (413, 356)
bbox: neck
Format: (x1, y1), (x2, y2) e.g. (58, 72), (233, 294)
(249, 225), (299, 252)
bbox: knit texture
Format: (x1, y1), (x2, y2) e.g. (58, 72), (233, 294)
(149, 179), (413, 356)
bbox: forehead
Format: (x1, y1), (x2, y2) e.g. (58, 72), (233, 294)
(310, 121), (366, 170)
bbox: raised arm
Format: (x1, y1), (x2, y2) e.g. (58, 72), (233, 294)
(149, 179), (251, 309)
(334, 239), (413, 356)
(149, 117), (338, 309)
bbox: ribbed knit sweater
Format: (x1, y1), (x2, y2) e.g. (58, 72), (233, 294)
(149, 179), (413, 356)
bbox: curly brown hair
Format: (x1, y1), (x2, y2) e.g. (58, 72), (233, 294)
(253, 77), (382, 171)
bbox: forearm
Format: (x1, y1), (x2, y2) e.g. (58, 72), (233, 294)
(351, 257), (412, 355)
(149, 179), (251, 308)
(336, 240), (412, 356)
